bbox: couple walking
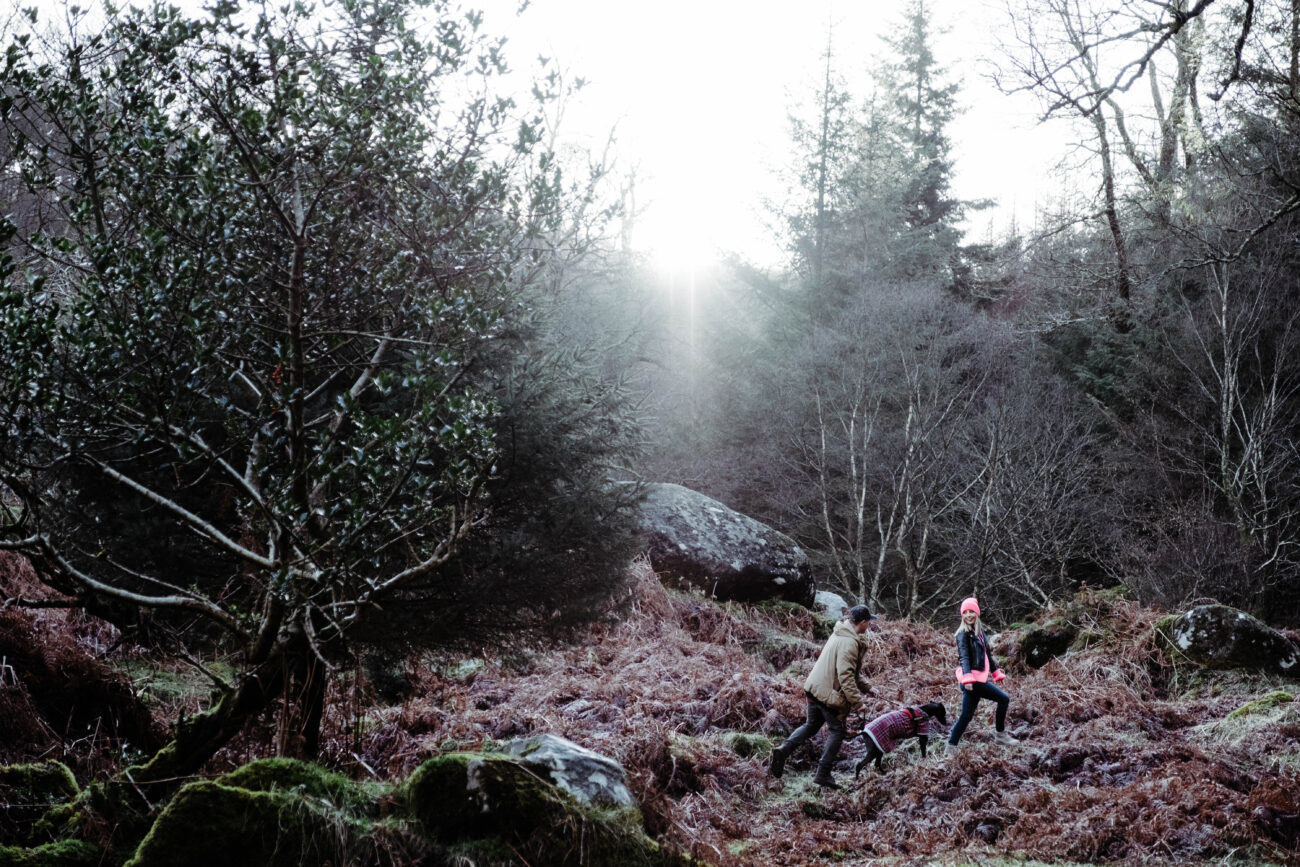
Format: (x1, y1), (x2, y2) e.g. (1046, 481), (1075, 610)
(768, 596), (1016, 789)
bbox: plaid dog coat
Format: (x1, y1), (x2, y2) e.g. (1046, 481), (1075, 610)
(863, 706), (936, 754)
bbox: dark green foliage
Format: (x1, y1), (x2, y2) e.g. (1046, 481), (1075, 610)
(0, 0), (638, 776)
(364, 339), (646, 649)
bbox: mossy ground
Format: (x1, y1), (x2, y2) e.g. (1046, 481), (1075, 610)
(5, 566), (1300, 866)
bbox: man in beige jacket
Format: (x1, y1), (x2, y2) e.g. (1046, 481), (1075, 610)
(769, 604), (877, 789)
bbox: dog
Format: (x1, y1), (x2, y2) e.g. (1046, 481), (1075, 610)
(853, 701), (948, 777)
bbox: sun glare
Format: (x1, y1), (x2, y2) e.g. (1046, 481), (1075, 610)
(636, 207), (716, 277)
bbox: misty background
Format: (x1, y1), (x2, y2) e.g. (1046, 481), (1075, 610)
(2, 0), (1298, 657)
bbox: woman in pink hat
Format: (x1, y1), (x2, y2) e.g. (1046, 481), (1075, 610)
(946, 596), (1017, 751)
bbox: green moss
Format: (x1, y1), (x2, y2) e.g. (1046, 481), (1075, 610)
(217, 757), (388, 815)
(1150, 615), (1183, 660)
(1070, 630), (1106, 651)
(756, 629), (809, 671)
(0, 763), (78, 804)
(0, 839), (101, 867)
(403, 752), (690, 866)
(753, 600), (810, 619)
(723, 732), (770, 759)
(811, 614), (836, 642)
(1226, 690), (1294, 719)
(0, 762), (80, 846)
(27, 778), (157, 863)
(446, 658), (486, 680)
(123, 780), (351, 867)
(113, 661), (236, 710)
(404, 752), (562, 841)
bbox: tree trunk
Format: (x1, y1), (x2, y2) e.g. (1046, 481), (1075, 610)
(1092, 111), (1134, 330)
(278, 654), (328, 759)
(127, 653), (289, 796)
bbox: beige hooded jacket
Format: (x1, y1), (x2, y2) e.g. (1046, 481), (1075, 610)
(803, 619), (868, 711)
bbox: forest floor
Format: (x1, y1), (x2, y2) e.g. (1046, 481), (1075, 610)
(4, 556), (1300, 865)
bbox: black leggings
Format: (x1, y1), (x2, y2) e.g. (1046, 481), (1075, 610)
(948, 681), (1010, 745)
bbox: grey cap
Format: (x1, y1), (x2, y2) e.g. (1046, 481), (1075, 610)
(848, 604), (877, 623)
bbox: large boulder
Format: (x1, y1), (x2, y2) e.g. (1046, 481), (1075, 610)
(635, 483), (815, 607)
(1156, 604), (1300, 676)
(501, 733), (633, 808)
(405, 750), (685, 866)
(126, 759), (375, 867)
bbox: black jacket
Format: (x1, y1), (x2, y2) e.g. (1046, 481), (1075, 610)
(957, 629), (1000, 678)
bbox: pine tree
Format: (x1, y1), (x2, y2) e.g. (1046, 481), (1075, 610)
(874, 0), (964, 281)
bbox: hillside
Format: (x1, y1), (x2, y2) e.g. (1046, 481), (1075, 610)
(333, 563), (1300, 865)
(4, 557), (1300, 865)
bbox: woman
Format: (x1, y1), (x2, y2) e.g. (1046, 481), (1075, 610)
(947, 596), (1017, 750)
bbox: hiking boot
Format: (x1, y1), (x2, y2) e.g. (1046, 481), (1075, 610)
(769, 746), (788, 779)
(811, 773), (840, 790)
(993, 730), (1018, 746)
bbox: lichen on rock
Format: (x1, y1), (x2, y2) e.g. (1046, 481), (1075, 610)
(1154, 605), (1300, 676)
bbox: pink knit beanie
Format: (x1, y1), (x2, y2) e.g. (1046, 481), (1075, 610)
(960, 597), (980, 616)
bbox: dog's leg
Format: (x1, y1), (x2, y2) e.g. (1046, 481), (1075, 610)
(856, 744), (881, 778)
(918, 735), (928, 759)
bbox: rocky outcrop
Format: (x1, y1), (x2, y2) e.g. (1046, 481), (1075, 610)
(406, 750), (685, 866)
(1020, 621), (1079, 668)
(814, 589), (850, 620)
(635, 483), (815, 607)
(1156, 604), (1300, 676)
(501, 733), (633, 808)
(113, 752), (687, 867)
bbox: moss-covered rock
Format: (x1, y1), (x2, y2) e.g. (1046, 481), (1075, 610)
(0, 839), (101, 867)
(404, 752), (689, 866)
(28, 777), (157, 864)
(500, 733), (634, 808)
(1154, 605), (1300, 675)
(123, 780), (348, 867)
(121, 757), (395, 867)
(0, 762), (78, 803)
(1226, 690), (1295, 719)
(218, 756), (387, 813)
(0, 762), (79, 846)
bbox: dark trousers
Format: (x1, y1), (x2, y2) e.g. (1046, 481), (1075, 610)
(948, 681), (1010, 745)
(778, 692), (847, 777)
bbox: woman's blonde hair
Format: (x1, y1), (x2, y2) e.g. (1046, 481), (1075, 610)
(954, 613), (983, 638)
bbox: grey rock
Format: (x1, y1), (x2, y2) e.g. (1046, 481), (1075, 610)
(815, 589), (850, 619)
(1162, 604), (1300, 675)
(634, 482), (815, 607)
(500, 733), (634, 808)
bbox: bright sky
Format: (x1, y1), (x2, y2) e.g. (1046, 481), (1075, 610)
(19, 0), (1070, 270)
(477, 0), (1069, 270)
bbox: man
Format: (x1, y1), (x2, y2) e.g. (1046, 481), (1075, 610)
(769, 603), (877, 790)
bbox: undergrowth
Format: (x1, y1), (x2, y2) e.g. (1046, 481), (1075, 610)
(5, 555), (1300, 865)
